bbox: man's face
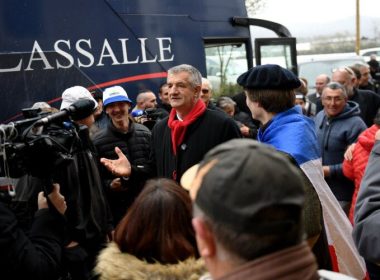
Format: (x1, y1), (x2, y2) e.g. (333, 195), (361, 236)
(245, 92), (263, 124)
(295, 98), (305, 108)
(332, 70), (354, 98)
(159, 85), (170, 104)
(200, 81), (212, 105)
(359, 66), (370, 86)
(315, 76), (328, 94)
(105, 101), (130, 122)
(143, 92), (157, 109)
(167, 71), (200, 114)
(94, 99), (103, 117)
(322, 88), (347, 117)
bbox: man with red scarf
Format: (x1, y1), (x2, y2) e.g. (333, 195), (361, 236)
(152, 64), (241, 181)
(101, 64), (241, 182)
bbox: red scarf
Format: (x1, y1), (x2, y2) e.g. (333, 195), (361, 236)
(168, 99), (206, 155)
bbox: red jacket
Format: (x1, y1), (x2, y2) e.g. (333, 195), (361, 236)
(343, 124), (379, 224)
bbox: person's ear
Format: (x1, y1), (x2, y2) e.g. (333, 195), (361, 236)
(192, 217), (216, 258)
(194, 85), (201, 99)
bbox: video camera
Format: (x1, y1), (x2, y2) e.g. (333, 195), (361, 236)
(131, 108), (163, 130)
(0, 99), (95, 183)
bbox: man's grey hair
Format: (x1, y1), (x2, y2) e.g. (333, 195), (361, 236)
(202, 77), (213, 91)
(217, 96), (236, 110)
(322, 82), (348, 98)
(168, 64), (202, 88)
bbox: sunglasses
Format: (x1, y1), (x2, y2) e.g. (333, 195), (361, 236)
(201, 89), (210, 94)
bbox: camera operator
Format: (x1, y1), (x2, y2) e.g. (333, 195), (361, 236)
(131, 89), (168, 130)
(56, 86), (113, 279)
(0, 183), (67, 280)
(11, 87), (112, 278)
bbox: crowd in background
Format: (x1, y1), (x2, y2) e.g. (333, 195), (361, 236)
(1, 59), (380, 280)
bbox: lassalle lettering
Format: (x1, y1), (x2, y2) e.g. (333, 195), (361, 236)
(0, 37), (174, 73)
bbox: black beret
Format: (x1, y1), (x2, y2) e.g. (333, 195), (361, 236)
(237, 64), (301, 90)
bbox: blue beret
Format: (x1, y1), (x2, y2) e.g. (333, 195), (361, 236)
(237, 64), (301, 90)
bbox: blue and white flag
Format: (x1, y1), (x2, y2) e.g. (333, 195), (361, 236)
(258, 106), (366, 279)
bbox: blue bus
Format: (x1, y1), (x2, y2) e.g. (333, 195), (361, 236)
(0, 0), (297, 123)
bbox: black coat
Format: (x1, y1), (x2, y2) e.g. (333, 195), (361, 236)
(151, 109), (242, 181)
(92, 119), (152, 225)
(0, 203), (66, 280)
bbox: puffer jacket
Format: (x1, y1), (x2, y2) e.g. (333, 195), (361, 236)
(343, 124), (380, 224)
(92, 119), (153, 225)
(94, 242), (207, 280)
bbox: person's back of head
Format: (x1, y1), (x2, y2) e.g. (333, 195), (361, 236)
(114, 178), (197, 264)
(217, 96), (236, 116)
(183, 139), (306, 278)
(60, 86), (98, 126)
(237, 64), (301, 114)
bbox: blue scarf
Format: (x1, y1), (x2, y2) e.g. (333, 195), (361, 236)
(258, 106), (320, 165)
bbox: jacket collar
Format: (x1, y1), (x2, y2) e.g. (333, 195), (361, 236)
(218, 243), (319, 280)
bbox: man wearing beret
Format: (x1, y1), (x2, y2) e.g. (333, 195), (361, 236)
(237, 64), (366, 278)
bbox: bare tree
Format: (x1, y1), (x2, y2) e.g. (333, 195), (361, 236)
(245, 0), (266, 16)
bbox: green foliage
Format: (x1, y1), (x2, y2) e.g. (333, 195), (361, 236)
(213, 82), (242, 99)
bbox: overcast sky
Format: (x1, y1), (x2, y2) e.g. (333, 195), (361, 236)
(251, 0), (380, 38)
(256, 0), (380, 24)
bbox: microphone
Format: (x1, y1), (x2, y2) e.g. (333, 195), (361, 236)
(34, 99), (95, 127)
(131, 109), (144, 118)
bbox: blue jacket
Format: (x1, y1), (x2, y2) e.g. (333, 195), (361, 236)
(314, 101), (367, 200)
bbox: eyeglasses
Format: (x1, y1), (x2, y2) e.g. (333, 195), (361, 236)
(322, 96), (345, 102)
(201, 89), (210, 94)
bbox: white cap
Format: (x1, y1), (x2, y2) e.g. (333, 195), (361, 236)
(103, 86), (132, 107)
(60, 86), (98, 111)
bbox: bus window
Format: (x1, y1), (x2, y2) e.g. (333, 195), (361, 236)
(205, 43), (249, 95)
(259, 44), (293, 69)
(254, 37), (298, 75)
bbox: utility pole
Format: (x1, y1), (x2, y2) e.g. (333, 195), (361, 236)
(355, 0), (360, 55)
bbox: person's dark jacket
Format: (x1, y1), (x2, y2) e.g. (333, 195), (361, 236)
(92, 118), (152, 225)
(157, 102), (171, 113)
(315, 101), (367, 201)
(0, 202), (66, 280)
(8, 123), (113, 279)
(233, 111), (259, 139)
(353, 139), (380, 263)
(316, 88), (380, 127)
(232, 91), (251, 116)
(94, 111), (109, 130)
(151, 109), (242, 182)
(207, 101), (224, 113)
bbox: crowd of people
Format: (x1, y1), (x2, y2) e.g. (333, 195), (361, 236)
(1, 60), (380, 280)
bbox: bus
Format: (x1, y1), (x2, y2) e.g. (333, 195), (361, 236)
(0, 0), (297, 123)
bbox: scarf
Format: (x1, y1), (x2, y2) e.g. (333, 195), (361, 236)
(168, 99), (206, 155)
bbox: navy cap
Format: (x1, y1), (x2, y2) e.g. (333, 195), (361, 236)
(237, 64), (301, 90)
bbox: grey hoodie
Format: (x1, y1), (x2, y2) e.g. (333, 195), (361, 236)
(315, 101), (367, 200)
